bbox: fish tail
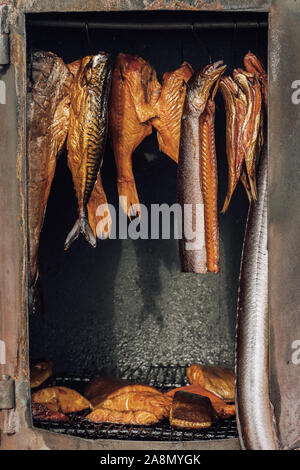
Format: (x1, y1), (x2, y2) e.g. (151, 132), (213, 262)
(117, 177), (141, 220)
(248, 175), (257, 201)
(64, 210), (96, 250)
(221, 189), (234, 214)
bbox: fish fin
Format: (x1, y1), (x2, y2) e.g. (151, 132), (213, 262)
(64, 215), (96, 250)
(221, 191), (234, 214)
(118, 179), (141, 220)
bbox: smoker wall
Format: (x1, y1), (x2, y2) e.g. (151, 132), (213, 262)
(27, 11), (268, 377)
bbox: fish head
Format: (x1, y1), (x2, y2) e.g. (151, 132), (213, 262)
(244, 52), (267, 79)
(186, 61), (226, 115)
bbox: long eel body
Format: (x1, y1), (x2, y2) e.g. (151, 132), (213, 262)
(236, 135), (279, 449)
(177, 62), (226, 273)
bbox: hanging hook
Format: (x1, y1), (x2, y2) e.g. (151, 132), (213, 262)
(233, 20), (238, 70)
(85, 21), (92, 52)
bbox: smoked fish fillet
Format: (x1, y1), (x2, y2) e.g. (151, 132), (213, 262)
(186, 364), (235, 402)
(109, 53), (160, 219)
(170, 391), (218, 429)
(65, 53), (112, 250)
(27, 50), (73, 311)
(85, 376), (163, 408)
(98, 391), (172, 419)
(151, 62), (193, 163)
(166, 384), (235, 419)
(30, 361), (53, 389)
(32, 386), (92, 413)
(86, 408), (160, 425)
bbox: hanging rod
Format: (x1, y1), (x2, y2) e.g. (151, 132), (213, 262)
(27, 20), (268, 30)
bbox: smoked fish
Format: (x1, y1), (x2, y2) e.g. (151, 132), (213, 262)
(199, 97), (220, 273)
(170, 391), (218, 429)
(244, 52), (268, 113)
(32, 386), (92, 413)
(86, 408), (160, 425)
(65, 53), (112, 250)
(186, 363), (235, 402)
(177, 61), (226, 273)
(219, 76), (248, 212)
(27, 51), (73, 311)
(151, 62), (193, 163)
(233, 68), (262, 201)
(109, 53), (160, 219)
(166, 385), (235, 419)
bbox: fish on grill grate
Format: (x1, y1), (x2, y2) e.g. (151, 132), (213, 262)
(166, 384), (235, 419)
(86, 408), (160, 425)
(32, 386), (92, 413)
(30, 361), (53, 389)
(186, 364), (235, 403)
(170, 391), (218, 429)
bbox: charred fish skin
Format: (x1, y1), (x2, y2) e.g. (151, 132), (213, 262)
(27, 50), (73, 311)
(199, 98), (220, 273)
(177, 62), (226, 274)
(65, 52), (112, 250)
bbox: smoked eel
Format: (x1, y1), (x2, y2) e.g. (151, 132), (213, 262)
(65, 53), (112, 250)
(151, 62), (193, 163)
(27, 51), (73, 311)
(109, 53), (160, 219)
(199, 98), (220, 273)
(177, 61), (226, 273)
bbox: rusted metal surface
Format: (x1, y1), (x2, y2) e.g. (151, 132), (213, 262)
(268, 0), (300, 451)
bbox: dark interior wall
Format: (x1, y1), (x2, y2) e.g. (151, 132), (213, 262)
(27, 11), (268, 377)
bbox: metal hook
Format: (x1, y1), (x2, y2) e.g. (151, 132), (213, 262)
(233, 20), (238, 69)
(85, 21), (92, 52)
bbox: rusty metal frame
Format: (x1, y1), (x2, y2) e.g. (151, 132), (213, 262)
(0, 0), (299, 450)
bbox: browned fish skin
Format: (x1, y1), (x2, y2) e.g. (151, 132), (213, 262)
(151, 62), (193, 163)
(234, 69), (262, 201)
(27, 51), (73, 311)
(244, 52), (268, 113)
(199, 98), (220, 273)
(86, 408), (160, 425)
(170, 391), (218, 429)
(109, 53), (159, 219)
(219, 76), (248, 212)
(32, 386), (92, 413)
(65, 53), (112, 250)
(177, 61), (226, 273)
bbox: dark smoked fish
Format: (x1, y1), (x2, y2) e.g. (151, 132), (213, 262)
(177, 61), (226, 273)
(27, 51), (73, 310)
(65, 53), (112, 250)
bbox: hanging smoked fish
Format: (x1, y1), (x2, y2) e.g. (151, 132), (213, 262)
(27, 50), (73, 311)
(177, 61), (226, 273)
(219, 76), (248, 213)
(109, 53), (161, 219)
(65, 53), (112, 250)
(233, 68), (262, 202)
(151, 62), (194, 163)
(199, 96), (220, 273)
(244, 52), (268, 113)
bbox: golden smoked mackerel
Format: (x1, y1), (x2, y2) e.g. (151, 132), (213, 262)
(27, 51), (73, 310)
(199, 97), (220, 273)
(109, 53), (160, 219)
(65, 53), (112, 250)
(177, 61), (226, 273)
(151, 62), (193, 163)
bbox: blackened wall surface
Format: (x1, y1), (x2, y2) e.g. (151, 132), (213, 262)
(27, 11), (267, 376)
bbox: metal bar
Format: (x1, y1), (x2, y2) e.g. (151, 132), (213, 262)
(27, 20), (268, 30)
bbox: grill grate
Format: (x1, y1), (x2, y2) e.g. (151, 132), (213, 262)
(32, 364), (238, 441)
